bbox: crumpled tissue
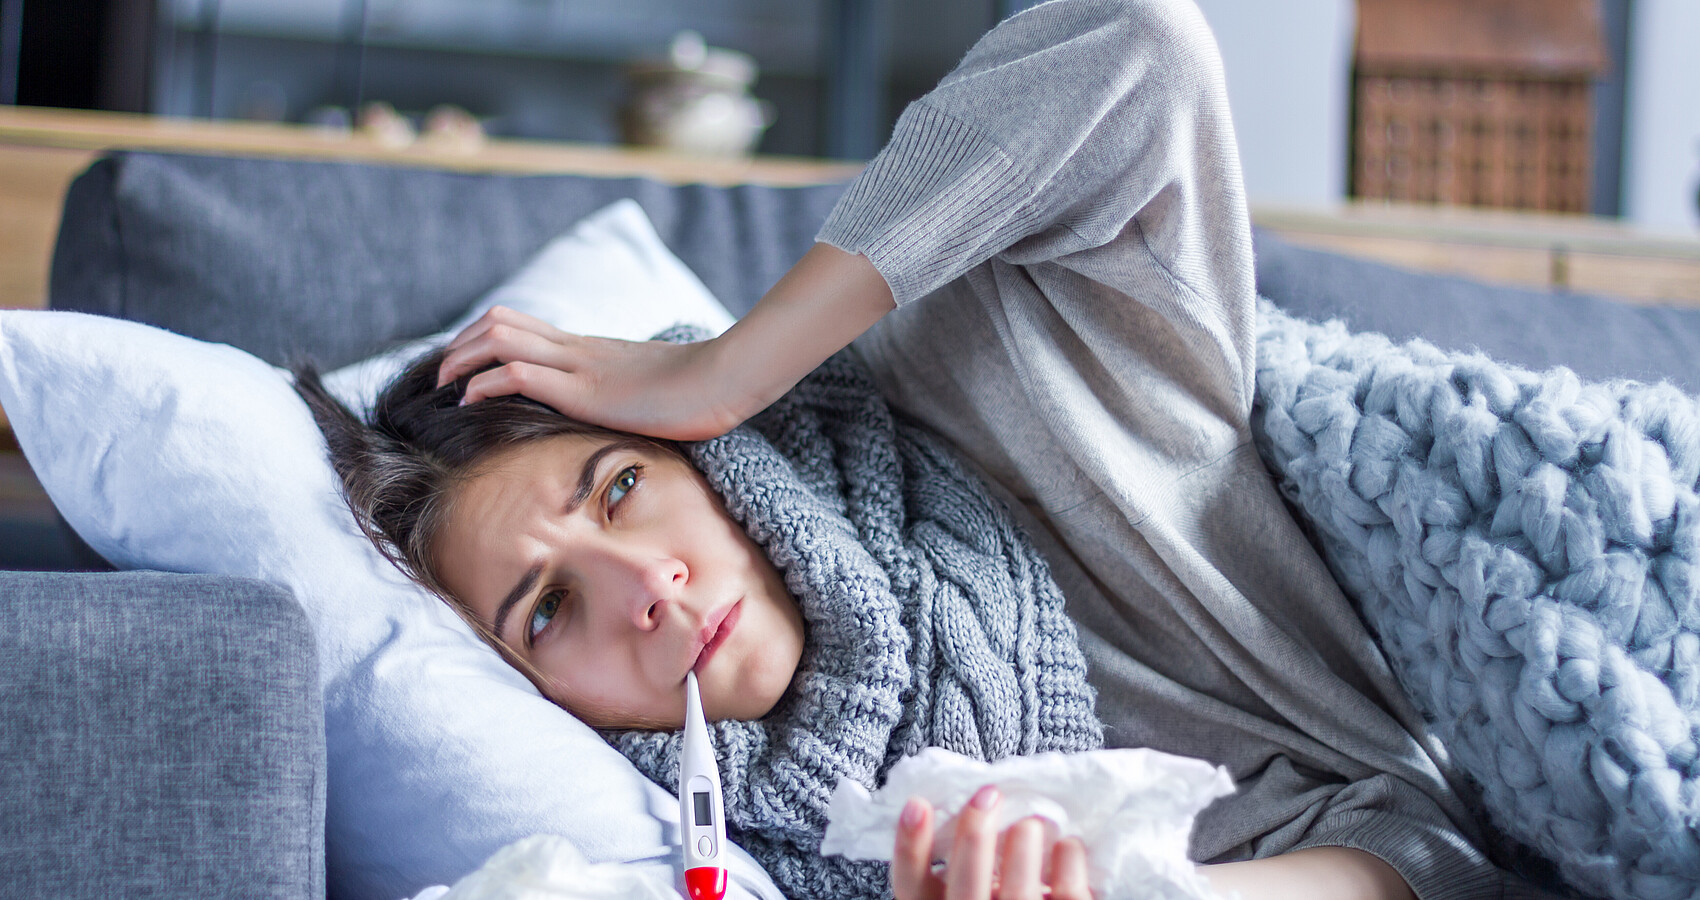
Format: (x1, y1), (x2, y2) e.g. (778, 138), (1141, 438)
(822, 747), (1234, 900)
(411, 834), (680, 900)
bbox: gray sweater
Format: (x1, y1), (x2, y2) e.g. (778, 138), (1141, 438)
(817, 1), (1518, 897)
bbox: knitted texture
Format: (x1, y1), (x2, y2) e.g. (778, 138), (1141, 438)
(1251, 299), (1700, 900)
(604, 338), (1103, 900)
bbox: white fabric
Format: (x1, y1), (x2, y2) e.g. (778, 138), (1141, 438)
(0, 200), (777, 900)
(823, 748), (1232, 900)
(425, 835), (681, 900)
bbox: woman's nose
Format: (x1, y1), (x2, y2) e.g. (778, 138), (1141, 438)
(606, 552), (688, 630)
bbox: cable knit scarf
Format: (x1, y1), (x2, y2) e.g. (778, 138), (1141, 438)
(603, 342), (1102, 900)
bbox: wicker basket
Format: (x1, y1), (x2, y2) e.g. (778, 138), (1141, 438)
(1353, 0), (1606, 213)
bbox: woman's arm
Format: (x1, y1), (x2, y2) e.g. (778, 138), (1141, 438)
(436, 242), (893, 441)
(1201, 849), (1416, 900)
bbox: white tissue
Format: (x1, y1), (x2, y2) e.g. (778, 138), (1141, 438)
(822, 747), (1234, 900)
(431, 834), (679, 900)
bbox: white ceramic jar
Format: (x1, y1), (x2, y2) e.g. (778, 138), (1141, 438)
(620, 32), (775, 156)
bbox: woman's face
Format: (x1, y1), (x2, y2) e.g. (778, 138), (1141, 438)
(434, 433), (804, 729)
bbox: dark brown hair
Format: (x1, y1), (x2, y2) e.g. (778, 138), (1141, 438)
(293, 348), (684, 681)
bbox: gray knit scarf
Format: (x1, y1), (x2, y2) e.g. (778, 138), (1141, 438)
(603, 340), (1103, 900)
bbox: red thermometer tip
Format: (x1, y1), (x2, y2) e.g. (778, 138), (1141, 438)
(685, 865), (727, 900)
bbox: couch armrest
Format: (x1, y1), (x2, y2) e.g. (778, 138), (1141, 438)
(0, 571), (324, 899)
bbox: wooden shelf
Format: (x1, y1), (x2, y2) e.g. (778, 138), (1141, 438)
(1253, 201), (1700, 306)
(0, 105), (865, 183)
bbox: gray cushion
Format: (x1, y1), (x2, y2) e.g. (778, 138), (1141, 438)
(0, 570), (324, 898)
(1255, 229), (1700, 394)
(50, 151), (850, 369)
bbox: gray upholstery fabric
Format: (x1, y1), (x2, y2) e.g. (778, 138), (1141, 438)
(50, 151), (849, 369)
(1254, 229), (1700, 394)
(0, 570), (325, 898)
(48, 152), (1700, 388)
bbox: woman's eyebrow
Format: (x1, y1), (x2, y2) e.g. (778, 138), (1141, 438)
(562, 438), (651, 516)
(493, 563), (543, 640)
(491, 436), (657, 639)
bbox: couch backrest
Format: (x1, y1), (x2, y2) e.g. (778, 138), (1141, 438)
(49, 151), (850, 370)
(46, 150), (1700, 394)
(1253, 229), (1700, 394)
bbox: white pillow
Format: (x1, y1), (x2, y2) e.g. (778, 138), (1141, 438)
(320, 199), (737, 413)
(0, 200), (780, 900)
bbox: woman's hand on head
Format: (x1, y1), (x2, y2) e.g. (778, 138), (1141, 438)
(436, 305), (748, 441)
(438, 243), (895, 442)
(892, 787), (1092, 900)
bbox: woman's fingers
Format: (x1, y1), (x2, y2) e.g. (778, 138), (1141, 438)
(438, 306), (569, 386)
(945, 786), (1000, 900)
(995, 818), (1049, 900)
(893, 788), (1091, 900)
(445, 305), (563, 352)
(444, 328), (741, 440)
(439, 321), (577, 390)
(1048, 836), (1091, 900)
(460, 360), (581, 410)
(891, 797), (944, 900)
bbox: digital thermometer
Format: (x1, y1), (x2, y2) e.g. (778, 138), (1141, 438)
(681, 671), (728, 900)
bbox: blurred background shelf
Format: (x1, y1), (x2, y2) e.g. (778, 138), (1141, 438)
(3, 0), (1021, 161)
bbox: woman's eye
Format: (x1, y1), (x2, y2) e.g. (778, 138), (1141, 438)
(607, 465), (640, 506)
(529, 592), (563, 640)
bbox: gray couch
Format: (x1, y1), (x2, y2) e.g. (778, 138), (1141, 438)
(0, 570), (324, 898)
(5, 149), (1700, 898)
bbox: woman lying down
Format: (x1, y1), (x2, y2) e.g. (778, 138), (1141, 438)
(295, 1), (1535, 898)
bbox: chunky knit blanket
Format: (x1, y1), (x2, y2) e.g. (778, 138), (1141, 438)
(604, 340), (1103, 900)
(1252, 300), (1700, 900)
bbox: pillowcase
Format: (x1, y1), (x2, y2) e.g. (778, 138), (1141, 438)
(0, 200), (779, 900)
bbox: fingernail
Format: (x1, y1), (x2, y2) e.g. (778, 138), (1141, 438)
(901, 798), (925, 830)
(970, 785), (999, 810)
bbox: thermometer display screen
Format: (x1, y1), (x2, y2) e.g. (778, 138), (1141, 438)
(694, 791), (713, 826)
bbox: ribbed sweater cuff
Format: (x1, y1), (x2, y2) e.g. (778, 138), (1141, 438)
(1289, 809), (1507, 900)
(815, 102), (1042, 307)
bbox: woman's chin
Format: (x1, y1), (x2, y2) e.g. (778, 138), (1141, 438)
(706, 661), (790, 722)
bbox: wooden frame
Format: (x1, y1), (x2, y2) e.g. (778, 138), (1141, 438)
(1351, 0), (1607, 212)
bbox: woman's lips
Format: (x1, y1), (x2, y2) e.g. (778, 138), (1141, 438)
(693, 600), (742, 674)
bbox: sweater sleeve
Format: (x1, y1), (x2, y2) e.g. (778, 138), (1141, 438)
(816, 0), (1254, 321)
